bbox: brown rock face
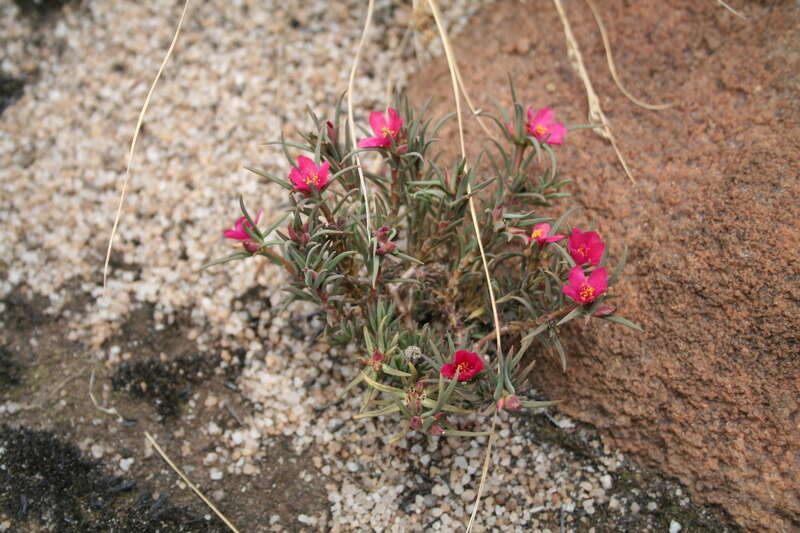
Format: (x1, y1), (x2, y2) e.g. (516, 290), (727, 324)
(409, 1), (800, 531)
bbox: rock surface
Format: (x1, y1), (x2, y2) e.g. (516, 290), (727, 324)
(410, 1), (800, 531)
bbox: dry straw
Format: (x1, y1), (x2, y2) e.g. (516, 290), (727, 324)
(145, 432), (242, 533)
(551, 0), (636, 183)
(103, 0), (191, 289)
(426, 1), (502, 530)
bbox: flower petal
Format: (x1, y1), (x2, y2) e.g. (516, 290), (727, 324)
(318, 161), (330, 179)
(562, 285), (580, 302)
(568, 265), (587, 287)
(387, 107), (403, 131)
(297, 155), (316, 174)
(357, 136), (390, 148)
(588, 267), (608, 293)
(533, 107), (555, 125)
(223, 229), (246, 240)
(440, 363), (456, 379)
(545, 122), (566, 144)
(369, 111), (387, 135)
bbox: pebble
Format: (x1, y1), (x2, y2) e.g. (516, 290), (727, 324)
(670, 520), (683, 533)
(91, 444), (104, 459)
(209, 468), (223, 481)
(119, 457), (134, 472)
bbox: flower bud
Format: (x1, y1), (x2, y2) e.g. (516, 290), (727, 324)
(377, 241), (397, 256)
(373, 225), (391, 242)
(429, 423), (445, 436)
(409, 416), (423, 430)
(243, 241), (261, 253)
(592, 304), (616, 317)
(326, 120), (337, 144)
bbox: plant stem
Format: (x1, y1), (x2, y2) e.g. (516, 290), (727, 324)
(320, 202), (336, 225)
(473, 303), (577, 350)
(260, 249), (296, 277)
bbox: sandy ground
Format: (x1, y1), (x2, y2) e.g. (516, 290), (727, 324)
(1, 1), (739, 532)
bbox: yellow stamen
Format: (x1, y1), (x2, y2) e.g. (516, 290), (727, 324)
(531, 229), (544, 239)
(533, 124), (548, 137)
(579, 285), (596, 302)
(381, 126), (397, 138)
(305, 174), (320, 186)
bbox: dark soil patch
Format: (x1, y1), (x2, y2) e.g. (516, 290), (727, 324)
(0, 424), (227, 533)
(0, 73), (25, 116)
(520, 413), (740, 532)
(12, 0), (81, 18)
(0, 347), (23, 390)
(111, 352), (220, 418)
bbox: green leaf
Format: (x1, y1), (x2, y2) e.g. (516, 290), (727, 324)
(443, 429), (491, 437)
(239, 194), (264, 239)
(199, 251), (250, 270)
(360, 372), (404, 395)
(599, 314), (643, 331)
(556, 306), (584, 326)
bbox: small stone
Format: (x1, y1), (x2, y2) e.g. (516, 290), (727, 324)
(204, 395), (218, 408)
(210, 468), (223, 480)
(647, 501), (658, 511)
(600, 474), (613, 490)
(630, 502), (640, 514)
(119, 457), (134, 472)
(91, 444), (104, 459)
(669, 520), (682, 533)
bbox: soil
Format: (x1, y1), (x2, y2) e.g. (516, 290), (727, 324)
(408, 0), (800, 531)
(0, 283), (329, 532)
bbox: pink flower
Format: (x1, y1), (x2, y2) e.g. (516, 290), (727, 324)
(289, 155), (330, 195)
(567, 228), (605, 266)
(223, 209), (263, 253)
(562, 265), (608, 305)
(440, 350), (484, 382)
(530, 223), (565, 247)
(409, 416), (423, 430)
(526, 107), (566, 145)
(357, 107), (403, 149)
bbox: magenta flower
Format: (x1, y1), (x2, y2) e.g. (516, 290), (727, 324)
(223, 209), (263, 253)
(526, 107), (566, 145)
(530, 223), (565, 247)
(440, 350), (484, 382)
(562, 266), (608, 305)
(357, 107), (403, 149)
(289, 155), (330, 195)
(567, 228), (605, 266)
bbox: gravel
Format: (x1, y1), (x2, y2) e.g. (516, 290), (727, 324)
(0, 1), (698, 532)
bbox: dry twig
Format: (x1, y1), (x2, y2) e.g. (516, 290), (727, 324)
(103, 0), (191, 289)
(145, 432), (242, 533)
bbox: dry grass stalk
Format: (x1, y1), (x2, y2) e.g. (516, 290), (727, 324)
(551, 0), (636, 183)
(346, 0), (377, 252)
(103, 0), (191, 289)
(144, 432), (242, 533)
(586, 0), (674, 111)
(426, 1), (503, 530)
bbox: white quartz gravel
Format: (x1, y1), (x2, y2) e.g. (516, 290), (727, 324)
(0, 1), (660, 532)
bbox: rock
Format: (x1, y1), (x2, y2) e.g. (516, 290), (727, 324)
(669, 520), (682, 533)
(409, 1), (800, 530)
